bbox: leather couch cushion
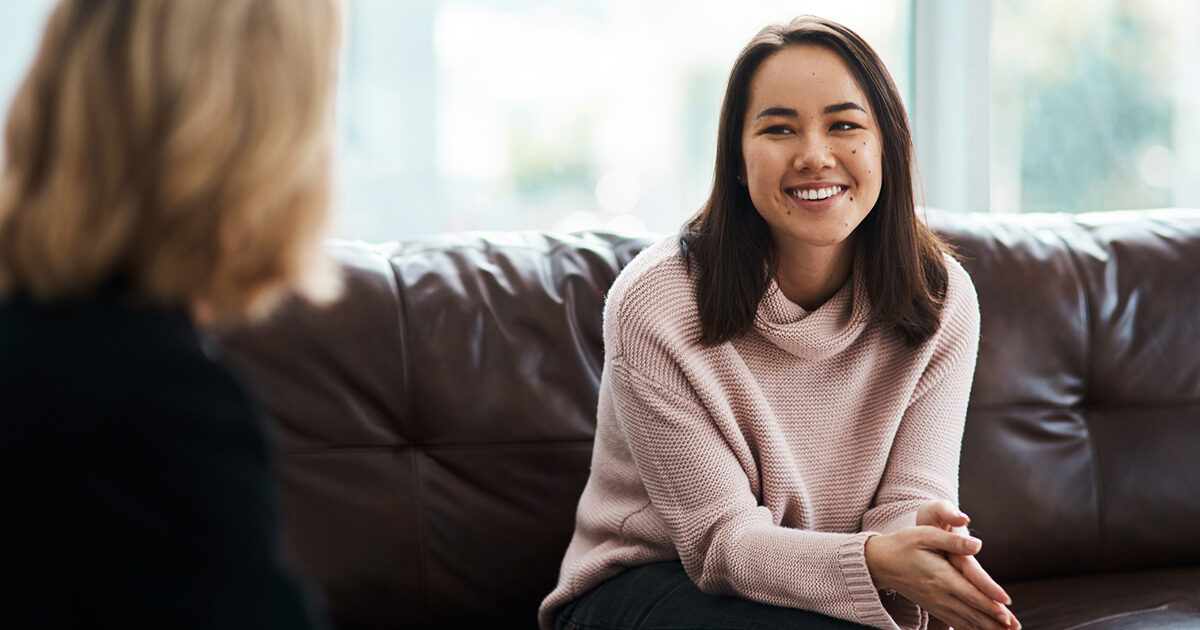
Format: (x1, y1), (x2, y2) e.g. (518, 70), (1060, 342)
(219, 210), (1200, 628)
(933, 210), (1200, 581)
(1006, 566), (1200, 628)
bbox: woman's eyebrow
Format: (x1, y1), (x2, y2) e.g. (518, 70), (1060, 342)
(824, 102), (865, 114)
(754, 107), (798, 119)
(754, 103), (866, 119)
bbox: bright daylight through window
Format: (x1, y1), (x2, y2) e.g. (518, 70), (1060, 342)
(333, 0), (908, 240)
(1, 0), (1197, 237)
(990, 0), (1200, 213)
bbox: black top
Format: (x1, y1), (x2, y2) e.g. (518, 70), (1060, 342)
(0, 290), (324, 629)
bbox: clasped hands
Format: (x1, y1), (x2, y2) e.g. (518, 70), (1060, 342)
(863, 500), (1021, 630)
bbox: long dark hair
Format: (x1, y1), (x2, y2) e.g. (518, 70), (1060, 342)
(680, 16), (950, 346)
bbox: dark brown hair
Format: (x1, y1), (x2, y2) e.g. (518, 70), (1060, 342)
(679, 16), (950, 346)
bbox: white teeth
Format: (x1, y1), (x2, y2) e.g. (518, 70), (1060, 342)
(793, 186), (841, 200)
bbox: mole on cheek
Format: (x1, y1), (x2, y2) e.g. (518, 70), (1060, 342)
(852, 149), (856, 154)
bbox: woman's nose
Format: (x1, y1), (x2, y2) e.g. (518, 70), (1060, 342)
(793, 136), (836, 171)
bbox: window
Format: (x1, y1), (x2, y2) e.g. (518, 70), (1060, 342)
(336, 0), (910, 239)
(0, 0), (908, 240)
(4, 0), (1192, 236)
(990, 0), (1200, 213)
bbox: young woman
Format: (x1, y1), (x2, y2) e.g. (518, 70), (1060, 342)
(0, 1), (341, 627)
(541, 17), (1019, 630)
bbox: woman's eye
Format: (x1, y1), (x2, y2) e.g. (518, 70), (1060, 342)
(764, 125), (794, 135)
(831, 121), (862, 132)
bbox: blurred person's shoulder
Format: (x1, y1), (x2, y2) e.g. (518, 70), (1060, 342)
(0, 289), (256, 443)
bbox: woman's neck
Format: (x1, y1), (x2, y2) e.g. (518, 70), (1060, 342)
(772, 238), (856, 311)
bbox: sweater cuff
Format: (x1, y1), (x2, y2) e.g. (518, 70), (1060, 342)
(838, 532), (900, 629)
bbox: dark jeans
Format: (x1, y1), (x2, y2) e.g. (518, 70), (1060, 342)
(556, 561), (872, 630)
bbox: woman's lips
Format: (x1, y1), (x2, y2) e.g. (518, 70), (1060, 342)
(787, 185), (847, 211)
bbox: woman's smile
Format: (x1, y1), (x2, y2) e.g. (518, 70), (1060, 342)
(741, 43), (882, 256)
(785, 183), (849, 212)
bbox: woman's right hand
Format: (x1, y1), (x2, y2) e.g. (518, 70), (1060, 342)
(864, 527), (1018, 630)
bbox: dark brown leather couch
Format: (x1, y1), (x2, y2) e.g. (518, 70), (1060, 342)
(219, 209), (1200, 629)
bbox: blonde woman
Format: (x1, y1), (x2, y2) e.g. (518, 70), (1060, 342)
(0, 1), (341, 627)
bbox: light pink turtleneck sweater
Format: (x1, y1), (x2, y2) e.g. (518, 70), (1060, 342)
(538, 238), (981, 630)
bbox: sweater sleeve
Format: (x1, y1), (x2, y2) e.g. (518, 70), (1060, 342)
(861, 259), (981, 535)
(608, 358), (904, 630)
(858, 260), (981, 629)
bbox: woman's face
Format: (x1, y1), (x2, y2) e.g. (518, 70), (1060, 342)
(740, 43), (883, 261)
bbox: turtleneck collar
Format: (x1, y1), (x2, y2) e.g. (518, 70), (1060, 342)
(753, 245), (871, 361)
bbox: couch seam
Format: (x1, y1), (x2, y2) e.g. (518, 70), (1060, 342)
(966, 398), (1200, 410)
(388, 258), (416, 448)
(385, 232), (628, 259)
(409, 449), (429, 626)
(389, 248), (429, 623)
(1056, 225), (1107, 570)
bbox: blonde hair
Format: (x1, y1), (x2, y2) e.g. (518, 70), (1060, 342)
(0, 0), (342, 323)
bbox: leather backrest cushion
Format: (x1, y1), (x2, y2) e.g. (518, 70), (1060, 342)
(931, 209), (1200, 580)
(221, 232), (649, 628)
(219, 242), (421, 626)
(219, 211), (1200, 627)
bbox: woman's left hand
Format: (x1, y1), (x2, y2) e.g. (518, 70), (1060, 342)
(916, 501), (1019, 629)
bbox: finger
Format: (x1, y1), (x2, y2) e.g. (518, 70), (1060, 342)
(950, 553), (1011, 605)
(919, 500), (971, 529)
(939, 502), (971, 528)
(920, 527), (982, 556)
(946, 570), (1014, 629)
(948, 590), (1011, 630)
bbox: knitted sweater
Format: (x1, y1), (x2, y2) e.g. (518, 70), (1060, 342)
(538, 237), (981, 630)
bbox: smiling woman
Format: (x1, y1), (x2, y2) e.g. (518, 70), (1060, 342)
(682, 17), (945, 349)
(540, 16), (1017, 630)
(739, 44), (884, 310)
